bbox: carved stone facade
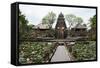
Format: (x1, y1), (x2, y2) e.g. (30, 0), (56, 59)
(55, 13), (67, 39)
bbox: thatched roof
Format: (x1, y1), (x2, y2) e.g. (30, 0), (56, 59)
(73, 23), (87, 29)
(33, 23), (50, 29)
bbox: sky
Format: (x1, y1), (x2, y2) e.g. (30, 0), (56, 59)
(19, 4), (96, 28)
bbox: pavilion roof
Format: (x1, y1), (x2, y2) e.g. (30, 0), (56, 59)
(73, 23), (87, 29)
(33, 23), (50, 29)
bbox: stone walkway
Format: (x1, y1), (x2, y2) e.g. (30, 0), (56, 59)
(50, 46), (72, 62)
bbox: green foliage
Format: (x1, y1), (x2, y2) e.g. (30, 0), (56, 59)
(75, 17), (83, 24)
(88, 15), (96, 41)
(19, 10), (28, 40)
(46, 29), (55, 37)
(19, 10), (34, 40)
(42, 11), (56, 28)
(72, 41), (96, 61)
(90, 15), (96, 28)
(66, 14), (83, 29)
(66, 14), (76, 29)
(19, 42), (56, 64)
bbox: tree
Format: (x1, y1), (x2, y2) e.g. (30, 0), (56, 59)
(88, 15), (96, 41)
(42, 11), (56, 28)
(66, 14), (83, 37)
(66, 14), (76, 29)
(19, 10), (31, 40)
(27, 24), (34, 31)
(66, 14), (83, 29)
(90, 15), (96, 28)
(19, 10), (34, 40)
(75, 17), (83, 25)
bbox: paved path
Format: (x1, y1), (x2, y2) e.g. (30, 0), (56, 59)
(51, 46), (72, 62)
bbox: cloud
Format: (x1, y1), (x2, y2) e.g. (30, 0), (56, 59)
(19, 4), (96, 28)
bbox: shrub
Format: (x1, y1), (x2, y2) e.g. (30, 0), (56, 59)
(72, 41), (96, 61)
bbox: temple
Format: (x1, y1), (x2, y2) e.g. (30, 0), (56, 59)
(55, 13), (67, 39)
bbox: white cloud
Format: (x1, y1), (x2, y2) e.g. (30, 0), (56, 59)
(19, 4), (96, 28)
